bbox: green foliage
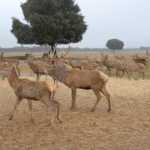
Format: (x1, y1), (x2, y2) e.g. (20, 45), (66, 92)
(11, 0), (87, 52)
(106, 39), (124, 50)
(11, 18), (34, 44)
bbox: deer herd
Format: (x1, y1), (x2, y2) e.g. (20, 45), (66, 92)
(0, 52), (149, 125)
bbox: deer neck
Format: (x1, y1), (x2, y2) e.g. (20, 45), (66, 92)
(53, 64), (71, 83)
(8, 68), (19, 89)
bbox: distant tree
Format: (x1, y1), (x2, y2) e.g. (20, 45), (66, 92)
(106, 39), (124, 50)
(11, 0), (87, 57)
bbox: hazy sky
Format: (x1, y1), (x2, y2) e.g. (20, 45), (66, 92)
(0, 0), (150, 48)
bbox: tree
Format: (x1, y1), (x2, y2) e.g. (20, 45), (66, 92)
(106, 39), (124, 50)
(11, 0), (87, 57)
(11, 18), (35, 44)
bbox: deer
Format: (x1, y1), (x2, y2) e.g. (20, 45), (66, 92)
(67, 59), (99, 70)
(100, 54), (145, 79)
(48, 60), (111, 112)
(123, 60), (146, 79)
(101, 54), (125, 77)
(133, 54), (148, 66)
(0, 64), (62, 125)
(28, 60), (50, 81)
(114, 55), (146, 79)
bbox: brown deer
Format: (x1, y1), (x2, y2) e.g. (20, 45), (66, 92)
(0, 65), (62, 124)
(28, 60), (49, 81)
(133, 54), (148, 66)
(48, 60), (111, 112)
(0, 60), (19, 80)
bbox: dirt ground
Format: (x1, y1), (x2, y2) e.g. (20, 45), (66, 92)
(0, 75), (150, 150)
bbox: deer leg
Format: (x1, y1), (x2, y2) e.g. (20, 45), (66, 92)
(116, 70), (119, 77)
(36, 73), (40, 81)
(51, 91), (56, 101)
(121, 70), (125, 78)
(45, 71), (49, 80)
(108, 68), (111, 76)
(41, 98), (62, 125)
(50, 100), (62, 123)
(45, 74), (48, 80)
(120, 70), (125, 78)
(142, 72), (145, 79)
(101, 86), (111, 112)
(28, 100), (34, 124)
(91, 90), (102, 112)
(70, 88), (77, 110)
(125, 70), (131, 79)
(41, 100), (53, 126)
(1, 75), (5, 80)
(50, 92), (54, 101)
(9, 98), (21, 120)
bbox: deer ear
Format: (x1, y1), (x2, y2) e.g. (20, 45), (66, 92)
(12, 65), (20, 76)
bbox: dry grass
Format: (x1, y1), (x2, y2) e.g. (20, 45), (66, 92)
(0, 52), (150, 150)
(0, 76), (150, 149)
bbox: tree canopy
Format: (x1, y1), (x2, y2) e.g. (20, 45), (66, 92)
(11, 18), (35, 44)
(11, 0), (87, 56)
(106, 39), (124, 50)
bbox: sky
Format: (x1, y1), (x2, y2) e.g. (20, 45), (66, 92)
(0, 0), (150, 48)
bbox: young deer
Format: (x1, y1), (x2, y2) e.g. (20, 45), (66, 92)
(48, 60), (111, 112)
(1, 65), (62, 125)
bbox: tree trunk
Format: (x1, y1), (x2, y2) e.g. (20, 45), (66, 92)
(52, 45), (58, 58)
(48, 50), (51, 56)
(48, 45), (52, 58)
(48, 44), (58, 58)
(53, 47), (58, 58)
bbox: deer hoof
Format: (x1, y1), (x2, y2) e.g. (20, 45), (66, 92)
(91, 108), (95, 112)
(46, 121), (52, 127)
(107, 108), (111, 112)
(70, 107), (76, 111)
(57, 119), (63, 124)
(9, 116), (13, 120)
(30, 119), (35, 125)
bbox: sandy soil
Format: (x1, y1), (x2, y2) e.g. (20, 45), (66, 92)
(0, 76), (149, 150)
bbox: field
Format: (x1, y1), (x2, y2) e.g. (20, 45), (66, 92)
(0, 52), (150, 150)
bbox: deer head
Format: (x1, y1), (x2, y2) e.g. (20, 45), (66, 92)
(0, 61), (20, 79)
